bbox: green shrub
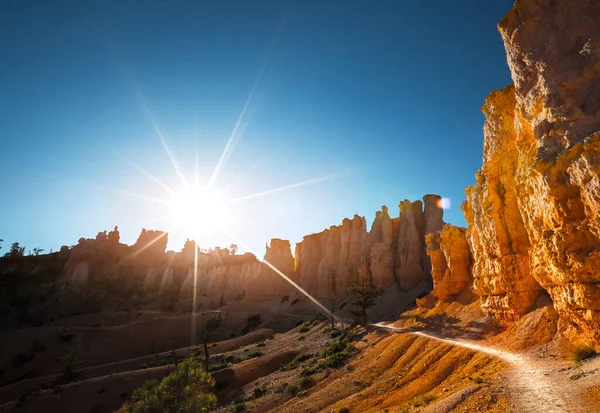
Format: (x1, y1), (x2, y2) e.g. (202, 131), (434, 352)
(247, 351), (263, 359)
(298, 335), (305, 341)
(124, 358), (216, 413)
(300, 366), (316, 377)
(252, 386), (268, 399)
(323, 340), (347, 357)
(326, 352), (347, 368)
(286, 384), (299, 396)
(232, 402), (246, 412)
(338, 408), (350, 413)
(299, 325), (310, 333)
(573, 346), (597, 362)
(298, 375), (315, 390)
(208, 362), (229, 372)
(256, 341), (266, 347)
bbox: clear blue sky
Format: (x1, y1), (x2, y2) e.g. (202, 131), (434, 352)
(0, 0), (514, 255)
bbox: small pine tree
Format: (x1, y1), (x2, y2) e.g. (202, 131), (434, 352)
(124, 357), (216, 413)
(348, 272), (383, 325)
(4, 242), (25, 258)
(328, 295), (339, 329)
(201, 313), (224, 372)
(61, 334), (82, 379)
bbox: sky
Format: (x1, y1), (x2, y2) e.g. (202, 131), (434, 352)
(0, 0), (514, 256)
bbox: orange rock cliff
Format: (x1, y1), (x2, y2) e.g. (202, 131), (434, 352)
(427, 0), (600, 349)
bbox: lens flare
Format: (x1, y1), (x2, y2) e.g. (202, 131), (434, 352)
(438, 197), (451, 209)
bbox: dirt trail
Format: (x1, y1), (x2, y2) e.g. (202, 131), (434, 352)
(373, 322), (592, 413)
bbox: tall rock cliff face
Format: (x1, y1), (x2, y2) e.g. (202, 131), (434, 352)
(294, 195), (444, 298)
(462, 0), (600, 346)
(426, 224), (472, 302)
(463, 86), (543, 324)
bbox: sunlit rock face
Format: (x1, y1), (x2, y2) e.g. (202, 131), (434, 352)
(294, 195), (443, 298)
(463, 85), (543, 325)
(462, 0), (600, 346)
(426, 224), (471, 302)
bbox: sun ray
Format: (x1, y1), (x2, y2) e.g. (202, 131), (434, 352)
(116, 229), (171, 267)
(107, 146), (173, 193)
(138, 93), (188, 188)
(218, 227), (338, 321)
(228, 172), (344, 205)
(112, 188), (170, 206)
(208, 16), (286, 189)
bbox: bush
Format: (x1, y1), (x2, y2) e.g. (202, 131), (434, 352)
(300, 366), (317, 376)
(247, 351), (263, 359)
(281, 353), (312, 371)
(326, 352), (347, 368)
(338, 408), (350, 413)
(123, 358), (216, 413)
(232, 402), (246, 412)
(286, 384), (299, 396)
(299, 325), (310, 333)
(256, 341), (266, 348)
(573, 346), (597, 362)
(298, 376), (315, 390)
(323, 341), (347, 357)
(208, 362), (228, 372)
(252, 385), (268, 399)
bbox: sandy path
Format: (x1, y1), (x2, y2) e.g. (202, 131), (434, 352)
(373, 322), (592, 413)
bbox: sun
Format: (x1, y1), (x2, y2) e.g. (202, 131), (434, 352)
(168, 186), (229, 237)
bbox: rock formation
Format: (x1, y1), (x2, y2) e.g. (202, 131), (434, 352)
(259, 239), (295, 295)
(396, 200), (426, 290)
(463, 85), (543, 324)
(295, 195), (444, 298)
(55, 193), (442, 312)
(426, 224), (471, 302)
(457, 0), (600, 347)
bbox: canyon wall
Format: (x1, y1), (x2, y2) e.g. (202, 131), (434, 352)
(59, 194), (443, 306)
(439, 0), (600, 347)
(295, 195), (444, 298)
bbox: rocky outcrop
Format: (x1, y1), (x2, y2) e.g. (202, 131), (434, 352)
(295, 195), (444, 298)
(368, 206), (395, 289)
(259, 239), (295, 295)
(396, 200), (426, 290)
(426, 225), (471, 302)
(461, 0), (600, 346)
